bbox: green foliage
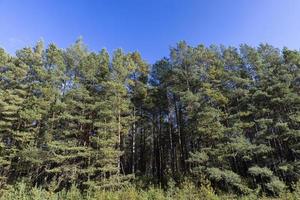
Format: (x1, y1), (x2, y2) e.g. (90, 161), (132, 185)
(0, 40), (299, 198)
(0, 181), (220, 200)
(248, 166), (273, 178)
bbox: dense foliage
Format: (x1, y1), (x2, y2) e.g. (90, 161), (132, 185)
(1, 180), (300, 200)
(0, 39), (299, 198)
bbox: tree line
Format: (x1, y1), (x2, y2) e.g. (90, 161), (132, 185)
(0, 39), (299, 197)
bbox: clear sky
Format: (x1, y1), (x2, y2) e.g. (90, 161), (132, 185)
(0, 0), (300, 63)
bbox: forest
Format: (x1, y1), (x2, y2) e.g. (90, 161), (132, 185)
(0, 39), (299, 199)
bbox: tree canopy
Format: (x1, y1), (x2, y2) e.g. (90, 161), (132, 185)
(0, 40), (299, 198)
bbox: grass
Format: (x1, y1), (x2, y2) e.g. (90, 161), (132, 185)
(0, 181), (299, 200)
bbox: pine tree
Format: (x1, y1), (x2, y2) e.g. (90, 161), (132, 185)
(0, 39), (300, 198)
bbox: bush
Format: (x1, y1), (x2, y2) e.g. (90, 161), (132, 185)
(2, 181), (300, 200)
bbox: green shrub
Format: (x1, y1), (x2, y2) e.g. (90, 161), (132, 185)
(140, 186), (166, 200)
(2, 181), (300, 200)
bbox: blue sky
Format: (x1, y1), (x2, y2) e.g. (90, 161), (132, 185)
(0, 0), (300, 63)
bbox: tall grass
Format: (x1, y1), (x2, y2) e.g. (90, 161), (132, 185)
(1, 181), (299, 200)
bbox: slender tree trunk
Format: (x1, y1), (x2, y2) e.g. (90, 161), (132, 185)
(118, 96), (121, 173)
(173, 95), (185, 172)
(169, 118), (175, 176)
(132, 106), (136, 174)
(151, 114), (156, 178)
